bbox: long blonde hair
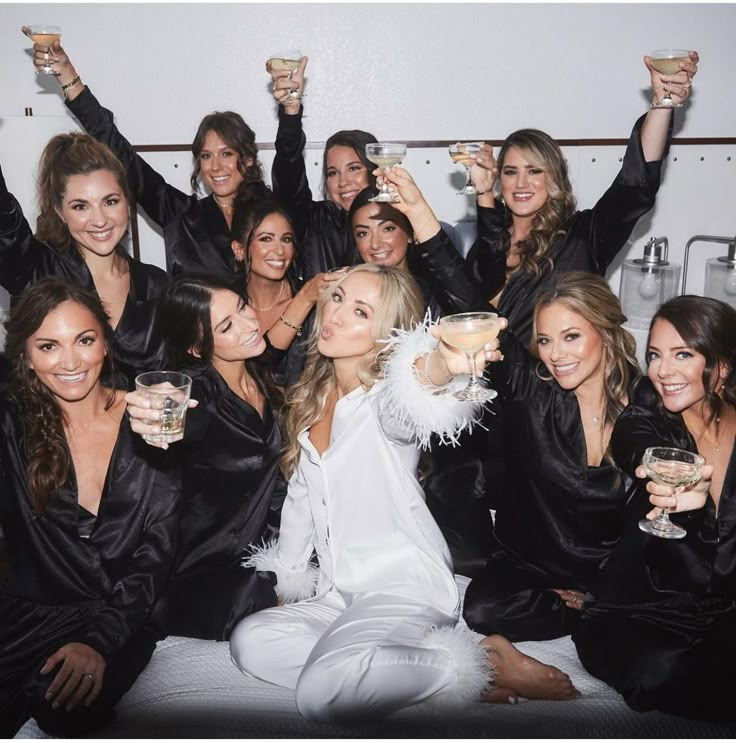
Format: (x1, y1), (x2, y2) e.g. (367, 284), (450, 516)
(531, 272), (639, 436)
(281, 264), (424, 478)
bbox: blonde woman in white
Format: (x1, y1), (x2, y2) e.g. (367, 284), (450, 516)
(229, 264), (576, 719)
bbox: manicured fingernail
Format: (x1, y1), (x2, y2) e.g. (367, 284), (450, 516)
(484, 343), (492, 350)
(52, 702), (59, 710)
(45, 692), (52, 700)
(508, 696), (517, 704)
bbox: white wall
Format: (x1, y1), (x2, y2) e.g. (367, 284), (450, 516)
(1, 3), (735, 325)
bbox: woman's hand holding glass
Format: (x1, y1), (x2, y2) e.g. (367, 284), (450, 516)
(22, 26), (83, 97)
(636, 461), (713, 521)
(469, 143), (498, 205)
(645, 50), (699, 109)
(125, 389), (198, 450)
(425, 317), (507, 383)
(266, 54), (307, 111)
(372, 165), (439, 242)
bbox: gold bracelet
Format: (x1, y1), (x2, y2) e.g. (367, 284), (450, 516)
(60, 75), (81, 91)
(279, 314), (302, 336)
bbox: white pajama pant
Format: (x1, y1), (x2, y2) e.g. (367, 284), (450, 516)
(229, 590), (490, 721)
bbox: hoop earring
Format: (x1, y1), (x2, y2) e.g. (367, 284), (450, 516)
(534, 360), (553, 382)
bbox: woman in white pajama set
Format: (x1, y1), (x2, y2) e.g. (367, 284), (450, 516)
(229, 264), (575, 720)
(229, 264), (492, 719)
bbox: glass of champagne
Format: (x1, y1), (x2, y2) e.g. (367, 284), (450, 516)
(449, 142), (483, 196)
(365, 143), (407, 203)
(639, 446), (704, 539)
(649, 49), (690, 108)
(269, 50), (303, 104)
(27, 25), (62, 75)
(439, 312), (500, 402)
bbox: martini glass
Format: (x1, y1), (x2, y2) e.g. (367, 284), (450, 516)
(639, 446), (704, 539)
(449, 142), (483, 195)
(269, 49), (303, 104)
(366, 143), (407, 203)
(649, 49), (690, 108)
(439, 312), (499, 402)
(27, 25), (61, 75)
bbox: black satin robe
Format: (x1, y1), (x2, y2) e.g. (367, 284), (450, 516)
(147, 365), (285, 642)
(66, 87), (238, 279)
(465, 113), (669, 348)
(574, 379), (736, 720)
(0, 165), (167, 388)
(272, 107), (356, 280)
(0, 397), (181, 736)
(461, 328), (632, 641)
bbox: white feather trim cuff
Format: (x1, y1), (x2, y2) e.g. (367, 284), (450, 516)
(380, 313), (484, 449)
(418, 624), (493, 709)
(242, 540), (319, 603)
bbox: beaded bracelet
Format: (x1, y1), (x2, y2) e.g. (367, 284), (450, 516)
(423, 349), (451, 389)
(279, 314), (302, 336)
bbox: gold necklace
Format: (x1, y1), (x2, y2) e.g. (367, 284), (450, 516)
(695, 417), (723, 453)
(248, 280), (285, 312)
(213, 195), (233, 210)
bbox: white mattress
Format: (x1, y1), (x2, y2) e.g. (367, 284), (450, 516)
(16, 576), (736, 738)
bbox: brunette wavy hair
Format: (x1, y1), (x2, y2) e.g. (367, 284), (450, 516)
(230, 196), (300, 289)
(647, 295), (736, 426)
(281, 264), (424, 478)
(497, 128), (577, 277)
(4, 278), (117, 515)
(190, 112), (264, 193)
(531, 271), (639, 435)
(35, 133), (131, 256)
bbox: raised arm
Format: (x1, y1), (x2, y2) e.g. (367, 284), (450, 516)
(23, 29), (192, 227)
(268, 56), (314, 238)
(377, 165), (498, 313)
(581, 51), (699, 272)
(0, 162), (50, 295)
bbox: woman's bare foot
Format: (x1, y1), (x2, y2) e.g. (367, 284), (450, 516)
(479, 634), (578, 702)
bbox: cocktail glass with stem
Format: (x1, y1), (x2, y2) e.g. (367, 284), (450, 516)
(27, 25), (62, 75)
(365, 143), (407, 203)
(649, 49), (690, 108)
(639, 446), (704, 539)
(449, 142), (483, 195)
(439, 312), (499, 403)
(269, 50), (303, 104)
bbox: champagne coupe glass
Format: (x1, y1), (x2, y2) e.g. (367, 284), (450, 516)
(639, 446), (704, 539)
(449, 142), (483, 195)
(439, 312), (499, 402)
(27, 25), (62, 75)
(365, 143), (407, 203)
(649, 49), (690, 108)
(269, 49), (303, 104)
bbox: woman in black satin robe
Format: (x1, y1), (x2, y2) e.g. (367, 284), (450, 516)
(462, 273), (639, 641)
(0, 137), (166, 388)
(464, 52), (699, 348)
(126, 275), (285, 641)
(574, 296), (736, 720)
(0, 279), (181, 738)
(27, 34), (270, 278)
(267, 55), (377, 279)
(229, 197), (346, 387)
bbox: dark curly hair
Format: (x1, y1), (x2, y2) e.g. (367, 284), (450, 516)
(3, 278), (117, 515)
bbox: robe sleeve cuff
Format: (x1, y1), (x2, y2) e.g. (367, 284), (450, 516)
(242, 539), (318, 603)
(380, 314), (484, 449)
